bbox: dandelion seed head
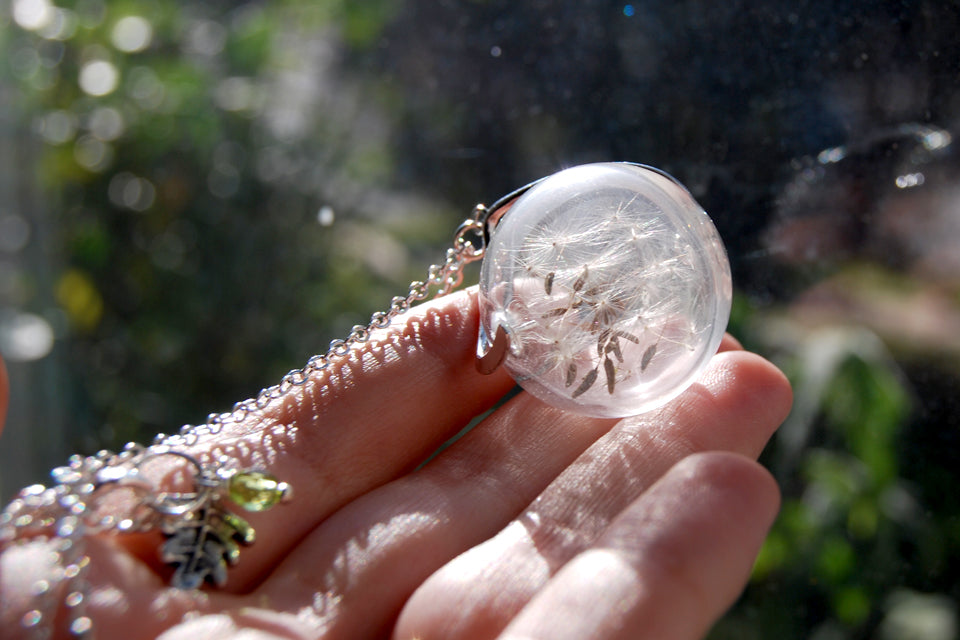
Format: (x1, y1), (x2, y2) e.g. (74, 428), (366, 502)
(479, 163), (731, 418)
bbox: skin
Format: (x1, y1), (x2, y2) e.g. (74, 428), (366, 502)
(0, 287), (792, 639)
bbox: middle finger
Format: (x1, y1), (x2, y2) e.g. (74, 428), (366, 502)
(395, 349), (791, 639)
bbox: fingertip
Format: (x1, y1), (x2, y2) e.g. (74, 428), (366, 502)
(496, 451), (782, 640)
(597, 451), (782, 566)
(718, 333), (743, 352)
(672, 451), (781, 529)
(667, 350), (793, 460)
(706, 350), (794, 432)
(737, 351), (794, 428)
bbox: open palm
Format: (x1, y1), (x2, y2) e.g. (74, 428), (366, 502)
(1, 288), (791, 640)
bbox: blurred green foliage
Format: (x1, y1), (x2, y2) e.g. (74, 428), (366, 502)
(723, 297), (959, 639)
(3, 0), (451, 452)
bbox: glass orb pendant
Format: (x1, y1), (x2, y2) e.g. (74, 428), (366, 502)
(477, 162), (732, 418)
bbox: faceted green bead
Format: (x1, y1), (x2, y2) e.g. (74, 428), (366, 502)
(228, 471), (286, 512)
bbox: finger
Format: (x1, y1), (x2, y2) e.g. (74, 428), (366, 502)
(496, 452), (780, 640)
(395, 350), (791, 639)
(1, 535), (174, 640)
(51, 348), (781, 638)
(718, 333), (742, 352)
(257, 391), (618, 638)
(125, 287), (516, 589)
(4, 526), (354, 640)
(155, 610), (315, 640)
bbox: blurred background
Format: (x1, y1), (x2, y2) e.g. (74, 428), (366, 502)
(1, 0), (958, 637)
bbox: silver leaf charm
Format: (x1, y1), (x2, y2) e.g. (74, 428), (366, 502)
(161, 506), (252, 589)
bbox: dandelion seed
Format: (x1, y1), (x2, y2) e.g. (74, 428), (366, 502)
(609, 193), (642, 224)
(527, 320), (596, 383)
(588, 291), (627, 328)
(565, 363), (577, 387)
(604, 357), (617, 393)
(581, 285), (603, 298)
(605, 339), (624, 363)
(641, 344), (657, 371)
(520, 221), (599, 269)
(572, 369), (598, 398)
(544, 272), (555, 295)
(627, 217), (665, 248)
(573, 265), (589, 292)
(541, 307), (568, 319)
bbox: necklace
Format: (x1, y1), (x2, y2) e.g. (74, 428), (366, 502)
(0, 162), (730, 638)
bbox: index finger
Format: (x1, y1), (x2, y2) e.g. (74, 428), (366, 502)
(497, 452), (780, 640)
(134, 287), (516, 589)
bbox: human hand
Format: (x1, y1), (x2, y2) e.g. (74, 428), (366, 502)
(0, 287), (791, 639)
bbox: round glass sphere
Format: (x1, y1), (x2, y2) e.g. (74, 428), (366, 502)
(478, 162), (732, 418)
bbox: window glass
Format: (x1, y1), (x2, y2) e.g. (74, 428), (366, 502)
(1, 2), (958, 637)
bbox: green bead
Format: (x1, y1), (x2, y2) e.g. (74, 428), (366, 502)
(228, 471), (287, 512)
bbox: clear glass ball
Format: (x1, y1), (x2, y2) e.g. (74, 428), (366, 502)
(478, 162), (732, 418)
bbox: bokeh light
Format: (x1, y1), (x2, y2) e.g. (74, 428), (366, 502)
(0, 312), (55, 362)
(110, 16), (153, 53)
(87, 106), (125, 141)
(74, 135), (113, 172)
(12, 0), (54, 31)
(108, 172), (156, 211)
(35, 110), (77, 145)
(0, 215), (31, 253)
(78, 59), (119, 96)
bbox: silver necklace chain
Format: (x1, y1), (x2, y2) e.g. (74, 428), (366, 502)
(153, 207), (488, 448)
(0, 206), (489, 639)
